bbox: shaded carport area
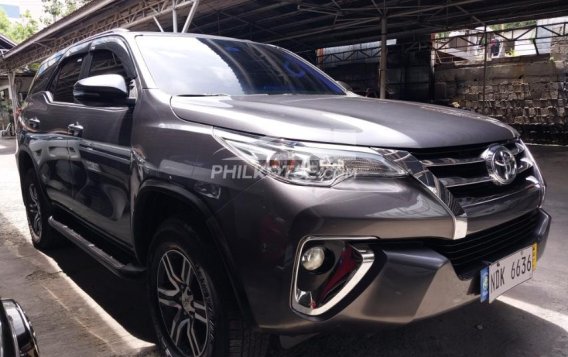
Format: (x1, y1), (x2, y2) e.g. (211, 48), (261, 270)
(3, 0), (568, 97)
(0, 1), (567, 356)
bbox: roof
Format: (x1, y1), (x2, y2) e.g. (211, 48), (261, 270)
(2, 0), (568, 70)
(0, 34), (15, 51)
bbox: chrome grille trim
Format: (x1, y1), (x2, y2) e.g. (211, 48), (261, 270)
(456, 177), (542, 208)
(421, 142), (524, 167)
(376, 149), (468, 239)
(440, 159), (533, 188)
(422, 156), (485, 167)
(379, 140), (538, 240)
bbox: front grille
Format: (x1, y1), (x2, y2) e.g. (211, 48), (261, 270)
(425, 211), (541, 278)
(409, 140), (534, 200)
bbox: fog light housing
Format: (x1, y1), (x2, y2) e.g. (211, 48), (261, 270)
(291, 237), (376, 316)
(301, 246), (326, 271)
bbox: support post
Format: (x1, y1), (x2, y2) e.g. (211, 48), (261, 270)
(172, 0), (178, 33)
(429, 33), (436, 103)
(153, 16), (164, 32)
(182, 0), (199, 33)
(7, 71), (19, 126)
(380, 15), (387, 99)
(482, 25), (488, 113)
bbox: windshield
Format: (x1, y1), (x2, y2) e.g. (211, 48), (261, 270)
(135, 35), (345, 96)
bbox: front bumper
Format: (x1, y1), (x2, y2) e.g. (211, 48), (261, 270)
(327, 209), (550, 325)
(214, 173), (549, 334)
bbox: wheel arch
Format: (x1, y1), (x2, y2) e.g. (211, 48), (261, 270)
(132, 179), (255, 324)
(15, 149), (39, 199)
(16, 149), (34, 177)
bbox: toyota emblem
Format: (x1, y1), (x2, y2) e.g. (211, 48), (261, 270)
(482, 144), (518, 185)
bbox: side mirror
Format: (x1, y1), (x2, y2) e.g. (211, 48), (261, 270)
(0, 298), (40, 357)
(73, 74), (128, 102)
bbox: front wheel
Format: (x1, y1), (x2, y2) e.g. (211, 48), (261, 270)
(147, 217), (270, 357)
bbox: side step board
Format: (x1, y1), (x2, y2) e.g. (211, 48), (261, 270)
(48, 217), (146, 279)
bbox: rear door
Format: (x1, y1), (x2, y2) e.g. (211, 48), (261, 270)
(20, 47), (88, 209)
(66, 36), (137, 245)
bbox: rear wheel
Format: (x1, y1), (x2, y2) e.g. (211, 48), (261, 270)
(22, 168), (60, 249)
(148, 216), (270, 357)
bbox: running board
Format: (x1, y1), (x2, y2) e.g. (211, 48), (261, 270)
(48, 217), (145, 279)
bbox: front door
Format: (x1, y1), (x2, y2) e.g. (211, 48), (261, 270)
(66, 40), (136, 245)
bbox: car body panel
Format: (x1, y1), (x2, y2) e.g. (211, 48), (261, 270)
(170, 95), (518, 149)
(19, 92), (74, 209)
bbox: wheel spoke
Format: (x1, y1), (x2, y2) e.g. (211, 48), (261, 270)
(158, 287), (179, 298)
(29, 185), (38, 203)
(170, 310), (189, 345)
(194, 310), (207, 324)
(33, 214), (41, 233)
(162, 253), (183, 289)
(159, 296), (182, 309)
(187, 320), (201, 357)
(181, 258), (192, 286)
(192, 301), (207, 324)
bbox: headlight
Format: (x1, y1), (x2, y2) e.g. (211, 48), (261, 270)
(213, 129), (407, 186)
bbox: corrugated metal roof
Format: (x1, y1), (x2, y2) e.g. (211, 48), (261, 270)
(2, 0), (568, 70)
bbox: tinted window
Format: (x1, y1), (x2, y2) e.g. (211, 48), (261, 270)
(28, 53), (62, 95)
(136, 36), (345, 96)
(49, 56), (84, 102)
(88, 50), (127, 79)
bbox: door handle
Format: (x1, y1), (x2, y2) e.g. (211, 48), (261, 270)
(68, 123), (84, 137)
(28, 117), (40, 129)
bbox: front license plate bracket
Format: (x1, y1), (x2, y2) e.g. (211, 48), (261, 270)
(480, 243), (537, 303)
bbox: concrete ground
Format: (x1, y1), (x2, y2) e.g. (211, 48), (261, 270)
(0, 136), (567, 357)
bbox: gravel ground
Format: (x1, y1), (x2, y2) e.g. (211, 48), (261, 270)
(1, 136), (567, 356)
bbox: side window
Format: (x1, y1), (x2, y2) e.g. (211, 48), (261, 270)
(29, 54), (61, 96)
(49, 56), (84, 103)
(89, 50), (128, 79)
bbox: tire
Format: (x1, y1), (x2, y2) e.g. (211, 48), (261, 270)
(147, 216), (270, 357)
(22, 168), (60, 249)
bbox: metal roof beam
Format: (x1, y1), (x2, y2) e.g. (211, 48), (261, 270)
(214, 10), (312, 50)
(193, 2), (291, 33)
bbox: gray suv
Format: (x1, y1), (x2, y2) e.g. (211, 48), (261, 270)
(16, 30), (550, 357)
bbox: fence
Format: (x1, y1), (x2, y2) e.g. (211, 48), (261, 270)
(433, 21), (568, 145)
(433, 21), (568, 65)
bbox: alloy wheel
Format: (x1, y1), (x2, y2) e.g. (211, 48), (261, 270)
(157, 249), (210, 357)
(27, 183), (42, 237)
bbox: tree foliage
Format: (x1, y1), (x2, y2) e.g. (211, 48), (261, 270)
(0, 9), (39, 43)
(41, 0), (91, 25)
(0, 0), (91, 45)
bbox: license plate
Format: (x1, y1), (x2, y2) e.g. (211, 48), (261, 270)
(480, 243), (537, 303)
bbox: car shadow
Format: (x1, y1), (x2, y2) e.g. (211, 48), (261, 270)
(269, 300), (568, 357)
(43, 241), (157, 342)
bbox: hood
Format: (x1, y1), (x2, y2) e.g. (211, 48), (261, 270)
(170, 95), (518, 149)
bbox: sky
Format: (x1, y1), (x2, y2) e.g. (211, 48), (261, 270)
(0, 0), (44, 20)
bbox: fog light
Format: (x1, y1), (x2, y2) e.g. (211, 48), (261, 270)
(301, 246), (326, 271)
